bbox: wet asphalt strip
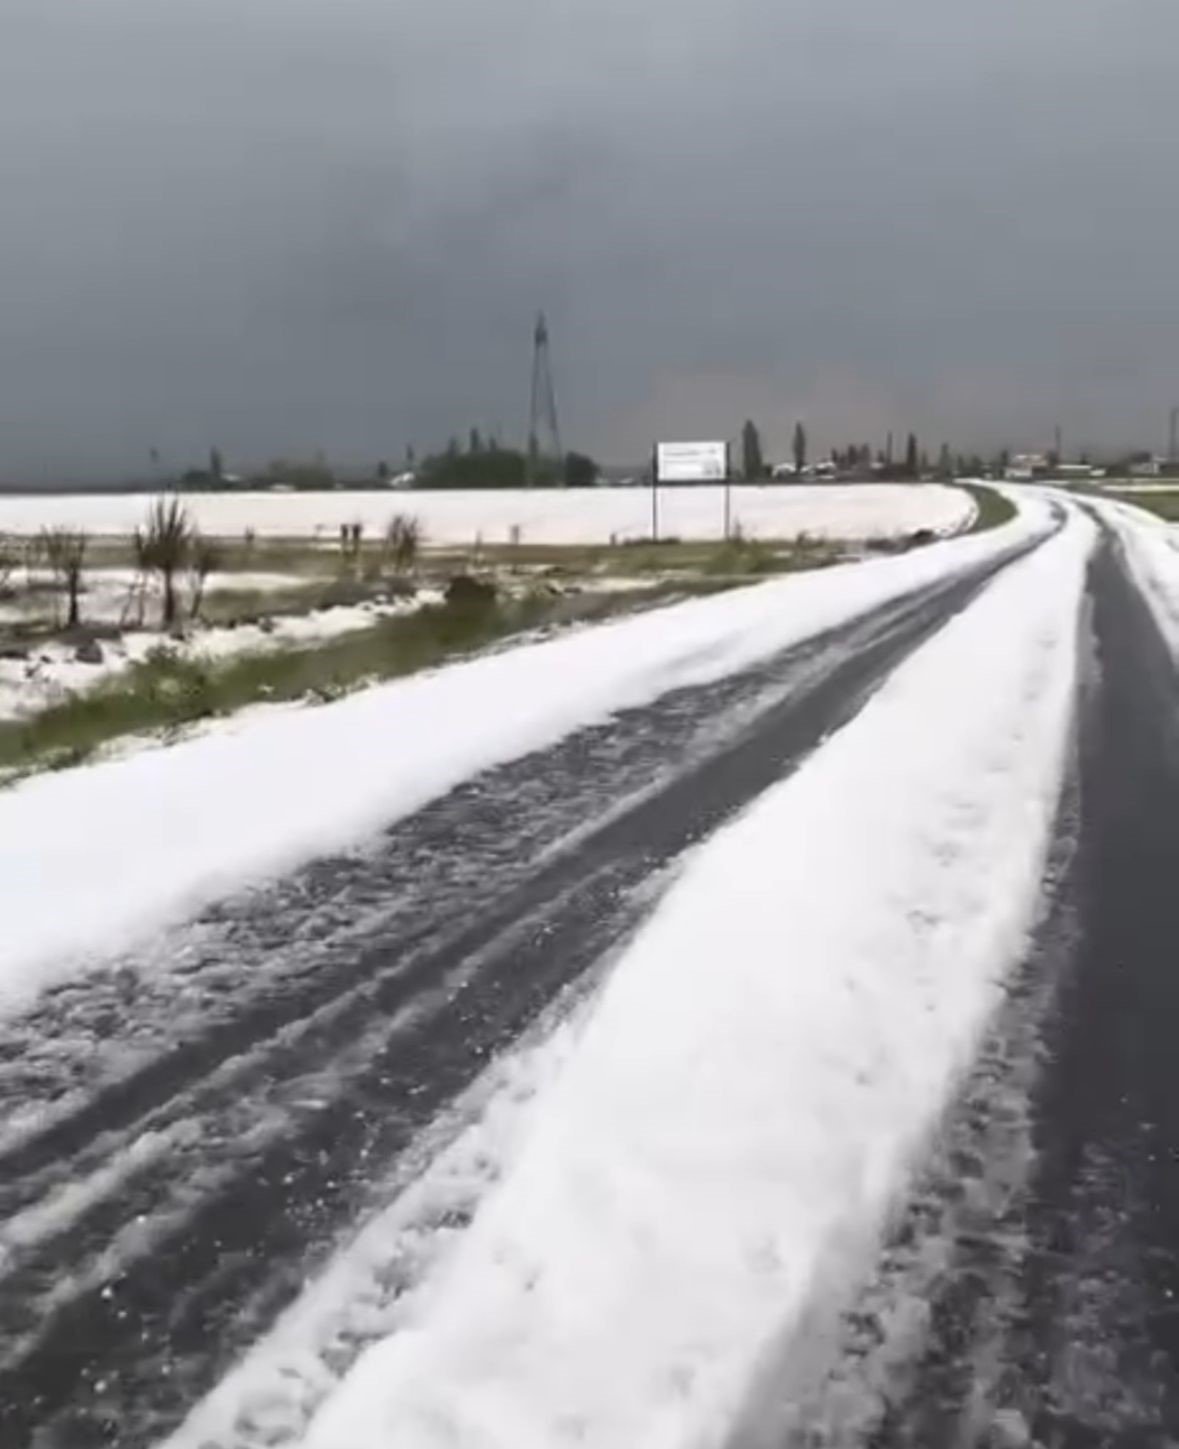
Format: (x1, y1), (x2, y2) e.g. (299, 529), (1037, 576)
(1016, 530), (1179, 1443)
(0, 546), (1035, 1448)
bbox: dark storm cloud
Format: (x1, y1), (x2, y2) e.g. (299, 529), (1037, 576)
(2, 0), (1178, 479)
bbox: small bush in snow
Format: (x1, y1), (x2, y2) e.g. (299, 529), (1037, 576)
(187, 533), (223, 620)
(0, 534), (17, 594)
(42, 527), (89, 629)
(385, 513), (423, 574)
(445, 574), (497, 609)
(140, 497), (193, 628)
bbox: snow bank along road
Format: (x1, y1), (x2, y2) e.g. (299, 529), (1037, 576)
(0, 482), (973, 544)
(3, 492), (1179, 1445)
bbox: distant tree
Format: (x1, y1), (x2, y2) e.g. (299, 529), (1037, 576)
(919, 449), (930, 476)
(210, 447), (224, 481)
(257, 458), (336, 491)
(742, 420), (765, 481)
(469, 428), (484, 454)
(905, 433), (920, 479)
(376, 460), (391, 482)
(565, 451), (600, 488)
(937, 444), (953, 479)
(417, 446), (529, 490)
(406, 444), (417, 467)
(446, 436), (460, 458)
(42, 528), (88, 629)
(793, 421), (807, 477)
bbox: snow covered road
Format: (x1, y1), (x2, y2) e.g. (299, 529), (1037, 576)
(4, 493), (1179, 1446)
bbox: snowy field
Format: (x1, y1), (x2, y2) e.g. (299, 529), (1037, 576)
(0, 568), (301, 631)
(1099, 482), (1179, 493)
(0, 484), (974, 545)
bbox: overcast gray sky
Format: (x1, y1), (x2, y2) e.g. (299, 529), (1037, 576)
(2, 0), (1178, 480)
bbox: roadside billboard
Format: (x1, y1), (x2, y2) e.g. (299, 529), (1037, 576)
(655, 441), (728, 484)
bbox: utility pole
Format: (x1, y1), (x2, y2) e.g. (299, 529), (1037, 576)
(525, 311), (563, 487)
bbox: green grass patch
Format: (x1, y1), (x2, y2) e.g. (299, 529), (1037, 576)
(1104, 490), (1179, 522)
(963, 482), (1017, 533)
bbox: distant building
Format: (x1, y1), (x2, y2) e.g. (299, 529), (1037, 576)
(770, 461), (837, 480)
(1129, 456), (1163, 478)
(1004, 453), (1050, 481)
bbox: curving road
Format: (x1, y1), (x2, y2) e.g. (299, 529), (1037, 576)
(3, 509), (1179, 1447)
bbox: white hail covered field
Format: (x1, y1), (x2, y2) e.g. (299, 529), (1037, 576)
(0, 484), (975, 545)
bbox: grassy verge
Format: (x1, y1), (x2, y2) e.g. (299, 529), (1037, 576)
(963, 482), (1017, 532)
(0, 580), (734, 778)
(1103, 489), (1179, 522)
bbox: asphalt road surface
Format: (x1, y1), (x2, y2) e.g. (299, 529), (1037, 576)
(2, 521), (1177, 1448)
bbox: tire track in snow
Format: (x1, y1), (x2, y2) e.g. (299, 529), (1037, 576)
(748, 743), (1084, 1449)
(0, 557), (1030, 1448)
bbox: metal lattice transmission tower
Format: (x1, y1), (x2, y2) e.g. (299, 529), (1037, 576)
(526, 311), (563, 486)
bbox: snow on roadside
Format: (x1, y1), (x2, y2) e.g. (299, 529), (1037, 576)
(0, 590), (442, 720)
(0, 484), (975, 545)
(302, 509), (1093, 1449)
(0, 499), (1050, 1018)
(0, 568), (306, 627)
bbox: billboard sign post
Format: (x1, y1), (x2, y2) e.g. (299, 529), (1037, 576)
(655, 440), (728, 483)
(653, 441), (731, 542)
(650, 445), (659, 541)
